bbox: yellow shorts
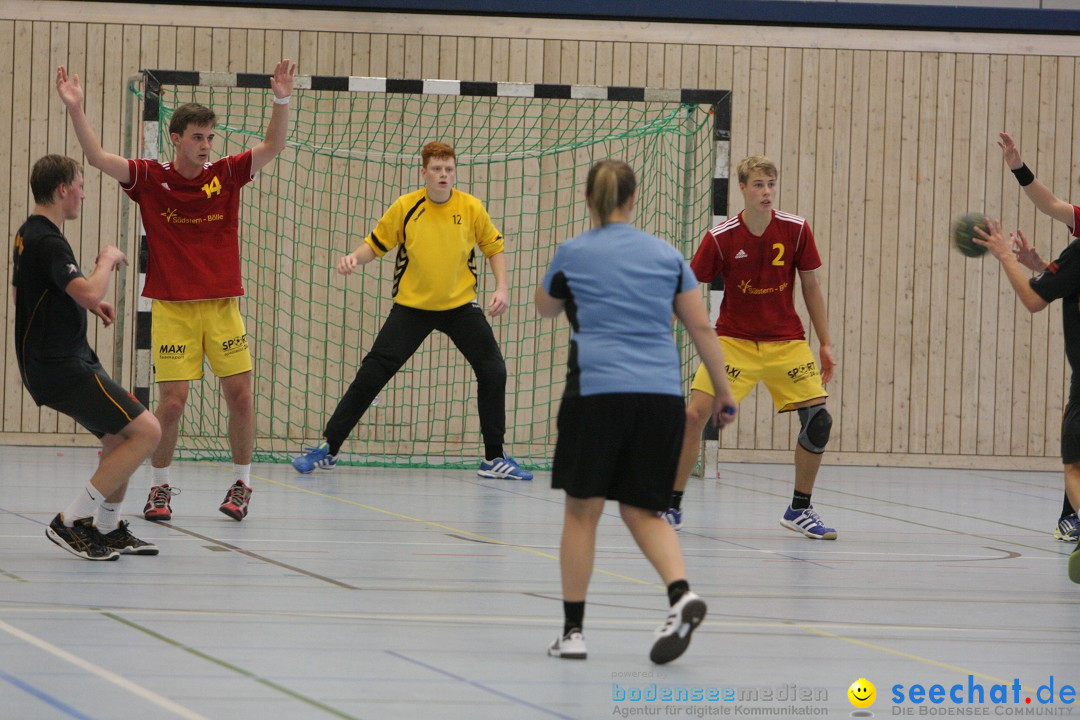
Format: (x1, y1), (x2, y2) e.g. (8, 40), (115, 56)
(151, 299), (252, 382)
(690, 337), (827, 412)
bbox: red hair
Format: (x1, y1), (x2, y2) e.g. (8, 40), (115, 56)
(421, 141), (456, 167)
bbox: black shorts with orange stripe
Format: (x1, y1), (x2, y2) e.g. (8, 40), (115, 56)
(25, 360), (146, 438)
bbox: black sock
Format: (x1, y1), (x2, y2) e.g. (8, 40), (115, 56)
(485, 444), (505, 462)
(670, 490), (684, 511)
(792, 490), (812, 510)
(1063, 492), (1074, 520)
(326, 438), (342, 456)
(563, 601), (585, 635)
(667, 580), (690, 606)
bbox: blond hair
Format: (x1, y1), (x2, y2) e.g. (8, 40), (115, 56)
(736, 155), (778, 185)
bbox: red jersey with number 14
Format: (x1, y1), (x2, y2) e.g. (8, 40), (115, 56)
(691, 209), (821, 342)
(122, 151), (254, 301)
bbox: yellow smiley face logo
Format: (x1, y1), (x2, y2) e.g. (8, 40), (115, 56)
(848, 678), (876, 708)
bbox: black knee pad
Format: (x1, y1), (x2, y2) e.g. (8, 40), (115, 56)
(797, 405), (831, 454)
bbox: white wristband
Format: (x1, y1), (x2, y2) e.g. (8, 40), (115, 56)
(273, 96), (290, 105)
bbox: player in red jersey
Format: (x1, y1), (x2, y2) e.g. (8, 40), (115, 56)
(56, 59), (295, 522)
(661, 156), (838, 538)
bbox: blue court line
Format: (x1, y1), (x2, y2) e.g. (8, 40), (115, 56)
(0, 668), (98, 720)
(386, 650), (574, 720)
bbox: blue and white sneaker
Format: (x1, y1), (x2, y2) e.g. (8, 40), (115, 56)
(780, 505), (837, 540)
(659, 507), (683, 531)
(1055, 513), (1080, 542)
(478, 456), (533, 481)
(292, 442), (338, 474)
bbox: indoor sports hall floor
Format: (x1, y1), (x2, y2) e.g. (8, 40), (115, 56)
(1, 445), (1078, 719)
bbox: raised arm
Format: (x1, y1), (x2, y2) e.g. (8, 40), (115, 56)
(56, 66), (130, 184)
(998, 132), (1076, 228)
(250, 59), (296, 173)
(798, 269), (836, 384)
(974, 220), (1048, 314)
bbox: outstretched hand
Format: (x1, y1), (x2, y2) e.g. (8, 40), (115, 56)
(271, 59), (296, 99)
(1011, 229), (1045, 272)
(56, 65), (83, 108)
(996, 132), (1023, 171)
(972, 218), (1014, 261)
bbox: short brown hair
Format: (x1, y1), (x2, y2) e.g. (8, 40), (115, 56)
(736, 155), (778, 185)
(31, 155), (82, 204)
(421, 141), (456, 168)
(169, 103), (217, 137)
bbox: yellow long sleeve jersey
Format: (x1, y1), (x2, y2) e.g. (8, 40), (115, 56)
(364, 188), (505, 311)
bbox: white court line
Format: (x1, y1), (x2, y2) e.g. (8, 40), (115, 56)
(0, 619), (209, 720)
(3, 607), (1073, 635)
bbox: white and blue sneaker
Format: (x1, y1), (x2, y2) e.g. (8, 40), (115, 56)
(780, 505), (837, 540)
(659, 507), (683, 531)
(1055, 513), (1080, 542)
(292, 442), (338, 474)
(478, 456), (533, 481)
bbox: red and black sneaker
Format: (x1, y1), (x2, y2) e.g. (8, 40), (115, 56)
(219, 481), (252, 521)
(143, 484), (179, 522)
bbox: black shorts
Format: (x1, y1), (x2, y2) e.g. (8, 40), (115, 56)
(552, 393), (685, 512)
(25, 361), (146, 439)
(1063, 397), (1080, 464)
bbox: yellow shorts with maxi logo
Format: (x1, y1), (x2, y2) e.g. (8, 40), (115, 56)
(690, 337), (827, 413)
(152, 299), (252, 382)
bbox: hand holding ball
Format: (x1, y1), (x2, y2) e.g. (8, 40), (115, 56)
(952, 212), (990, 258)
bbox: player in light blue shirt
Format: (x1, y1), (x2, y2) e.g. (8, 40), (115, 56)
(536, 159), (737, 665)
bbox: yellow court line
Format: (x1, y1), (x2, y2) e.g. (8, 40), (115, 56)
(246, 467), (1038, 689)
(251, 471), (657, 587)
(795, 623), (1037, 694)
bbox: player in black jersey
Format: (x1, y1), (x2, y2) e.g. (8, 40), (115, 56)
(976, 133), (1080, 581)
(13, 155), (161, 560)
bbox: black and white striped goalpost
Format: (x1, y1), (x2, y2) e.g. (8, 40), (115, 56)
(134, 70), (731, 409)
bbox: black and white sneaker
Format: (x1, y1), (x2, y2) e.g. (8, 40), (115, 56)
(101, 521), (159, 555)
(650, 591), (707, 664)
(548, 630), (587, 659)
(46, 514), (120, 561)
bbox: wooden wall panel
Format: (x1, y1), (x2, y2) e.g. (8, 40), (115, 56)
(2, 2), (1079, 468)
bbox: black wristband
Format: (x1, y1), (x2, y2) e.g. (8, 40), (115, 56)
(1012, 163), (1035, 187)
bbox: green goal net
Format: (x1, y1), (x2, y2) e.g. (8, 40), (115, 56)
(132, 75), (722, 468)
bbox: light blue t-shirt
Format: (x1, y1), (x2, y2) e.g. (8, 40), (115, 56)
(541, 222), (698, 397)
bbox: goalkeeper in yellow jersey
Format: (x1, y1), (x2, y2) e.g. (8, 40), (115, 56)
(292, 141), (532, 480)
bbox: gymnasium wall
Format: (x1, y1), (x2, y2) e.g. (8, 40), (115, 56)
(2, 0), (1079, 469)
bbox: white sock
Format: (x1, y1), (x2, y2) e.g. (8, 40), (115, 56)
(234, 464), (251, 488)
(62, 482), (104, 526)
(95, 501), (122, 532)
(152, 466), (170, 487)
